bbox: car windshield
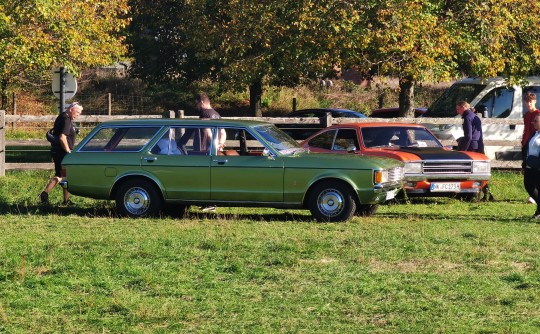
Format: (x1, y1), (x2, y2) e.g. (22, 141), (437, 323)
(254, 124), (304, 155)
(361, 127), (442, 148)
(423, 83), (486, 117)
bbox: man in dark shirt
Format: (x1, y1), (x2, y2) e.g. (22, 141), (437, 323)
(40, 102), (83, 205)
(456, 100), (484, 153)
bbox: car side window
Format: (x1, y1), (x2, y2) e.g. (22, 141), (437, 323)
(151, 128), (184, 155)
(477, 87), (515, 118)
(80, 126), (161, 152)
(175, 126), (214, 155)
(307, 130), (336, 150)
(333, 129), (359, 151)
(216, 127), (268, 156)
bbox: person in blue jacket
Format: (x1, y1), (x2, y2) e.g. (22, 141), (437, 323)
(456, 100), (484, 153)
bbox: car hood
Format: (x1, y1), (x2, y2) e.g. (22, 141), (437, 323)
(285, 151), (404, 169)
(397, 147), (477, 160)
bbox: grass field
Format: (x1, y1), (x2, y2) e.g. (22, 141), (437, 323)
(1, 170), (539, 333)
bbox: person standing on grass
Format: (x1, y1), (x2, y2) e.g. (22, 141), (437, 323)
(521, 92), (540, 204)
(456, 100), (484, 153)
(456, 100), (492, 200)
(39, 102), (83, 205)
(194, 92), (225, 212)
(522, 113), (540, 219)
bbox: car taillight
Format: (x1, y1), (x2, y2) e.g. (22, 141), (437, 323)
(61, 166), (66, 177)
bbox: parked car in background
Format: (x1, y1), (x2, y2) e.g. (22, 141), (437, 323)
(278, 108), (367, 140)
(301, 122), (491, 200)
(61, 119), (404, 222)
(370, 107), (426, 118)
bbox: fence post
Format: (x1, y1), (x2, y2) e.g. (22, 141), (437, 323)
(165, 110), (175, 118)
(322, 112), (333, 128)
(177, 110), (184, 118)
(0, 110), (5, 176)
(108, 93), (112, 116)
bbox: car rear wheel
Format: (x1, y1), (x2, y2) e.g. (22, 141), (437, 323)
(116, 179), (163, 217)
(309, 181), (357, 222)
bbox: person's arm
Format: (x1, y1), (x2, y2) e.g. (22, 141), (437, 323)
(460, 117), (473, 151)
(218, 128), (226, 151)
(59, 134), (71, 153)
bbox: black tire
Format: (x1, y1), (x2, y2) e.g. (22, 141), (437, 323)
(308, 180), (357, 222)
(356, 204), (378, 217)
(115, 179), (163, 217)
(163, 204), (189, 218)
(457, 193), (480, 202)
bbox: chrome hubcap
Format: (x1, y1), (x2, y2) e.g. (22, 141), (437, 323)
(317, 189), (344, 217)
(124, 187), (150, 215)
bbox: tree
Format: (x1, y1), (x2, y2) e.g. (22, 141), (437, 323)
(128, 0), (367, 116)
(349, 0), (540, 117)
(0, 0), (130, 109)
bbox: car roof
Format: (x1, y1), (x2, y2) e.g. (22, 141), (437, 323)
(323, 122), (426, 129)
(97, 118), (272, 127)
(287, 108), (365, 116)
(457, 76), (540, 85)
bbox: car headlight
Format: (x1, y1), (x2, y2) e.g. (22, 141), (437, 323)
(404, 162), (422, 174)
(374, 170), (389, 184)
(472, 161), (490, 173)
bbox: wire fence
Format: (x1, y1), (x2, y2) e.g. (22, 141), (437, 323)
(8, 93), (159, 133)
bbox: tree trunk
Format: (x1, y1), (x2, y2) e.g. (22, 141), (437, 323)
(0, 79), (8, 111)
(398, 77), (415, 117)
(249, 80), (263, 117)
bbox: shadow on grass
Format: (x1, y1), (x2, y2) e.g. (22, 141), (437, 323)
(0, 202), (316, 223)
(0, 199), (534, 223)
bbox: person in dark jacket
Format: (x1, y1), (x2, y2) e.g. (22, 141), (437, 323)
(39, 102), (83, 205)
(456, 100), (492, 200)
(456, 100), (484, 153)
(522, 113), (540, 219)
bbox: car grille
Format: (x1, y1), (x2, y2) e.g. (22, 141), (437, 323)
(422, 161), (472, 174)
(388, 166), (404, 182)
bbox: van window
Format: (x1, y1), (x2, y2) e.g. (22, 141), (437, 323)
(476, 87), (515, 118)
(424, 83), (486, 117)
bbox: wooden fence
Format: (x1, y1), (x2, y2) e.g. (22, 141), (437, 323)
(0, 110), (524, 176)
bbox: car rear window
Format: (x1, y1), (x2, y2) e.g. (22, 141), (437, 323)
(79, 126), (161, 152)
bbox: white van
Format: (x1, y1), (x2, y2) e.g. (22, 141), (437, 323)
(421, 77), (540, 160)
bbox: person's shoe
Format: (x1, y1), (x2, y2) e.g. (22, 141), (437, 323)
(200, 206), (216, 212)
(39, 191), (49, 204)
(528, 197), (536, 204)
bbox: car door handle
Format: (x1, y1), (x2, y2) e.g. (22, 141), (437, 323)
(144, 157), (157, 162)
(212, 159), (228, 165)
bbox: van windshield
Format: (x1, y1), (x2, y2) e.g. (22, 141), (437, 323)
(423, 83), (486, 117)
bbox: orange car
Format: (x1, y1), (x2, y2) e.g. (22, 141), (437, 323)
(301, 123), (491, 199)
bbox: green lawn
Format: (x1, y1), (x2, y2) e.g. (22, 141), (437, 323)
(0, 170), (539, 333)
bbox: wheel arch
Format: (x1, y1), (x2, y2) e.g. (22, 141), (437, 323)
(303, 177), (360, 208)
(110, 174), (165, 202)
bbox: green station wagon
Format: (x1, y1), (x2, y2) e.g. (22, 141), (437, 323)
(61, 119), (404, 222)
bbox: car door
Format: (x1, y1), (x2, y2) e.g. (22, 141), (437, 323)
(142, 126), (212, 200)
(210, 127), (284, 202)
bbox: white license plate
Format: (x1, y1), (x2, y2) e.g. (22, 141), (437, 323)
(430, 182), (461, 192)
(386, 189), (397, 200)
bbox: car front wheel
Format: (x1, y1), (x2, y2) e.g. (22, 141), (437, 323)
(116, 179), (162, 217)
(309, 181), (357, 222)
